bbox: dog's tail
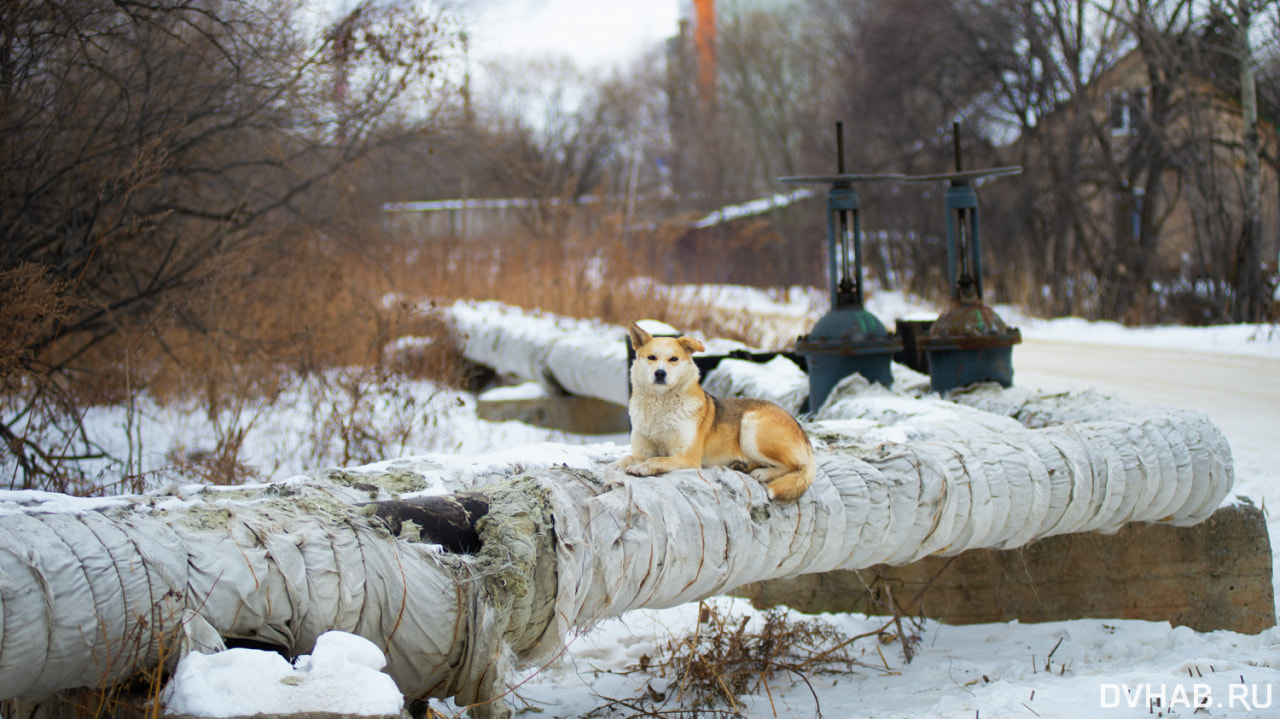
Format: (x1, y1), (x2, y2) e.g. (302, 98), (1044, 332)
(764, 459), (816, 503)
(745, 414), (817, 502)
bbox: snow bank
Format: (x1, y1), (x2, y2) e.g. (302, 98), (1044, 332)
(999, 306), (1280, 359)
(520, 596), (1280, 719)
(163, 631), (403, 717)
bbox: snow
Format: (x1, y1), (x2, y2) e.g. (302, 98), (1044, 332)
(478, 381), (549, 401)
(691, 188), (819, 228)
(661, 284), (830, 319)
(0, 375), (574, 489)
(19, 285), (1274, 718)
(500, 597), (1280, 718)
(998, 305), (1280, 359)
(163, 631), (404, 717)
(0, 489), (130, 516)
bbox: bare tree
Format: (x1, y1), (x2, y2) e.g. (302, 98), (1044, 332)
(718, 8), (827, 186)
(1197, 0), (1274, 323)
(804, 0), (1042, 303)
(802, 0), (1274, 321)
(1233, 0), (1267, 322)
(0, 0), (457, 490)
(1126, 0), (1278, 323)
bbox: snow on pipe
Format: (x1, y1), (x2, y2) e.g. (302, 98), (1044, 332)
(544, 400), (1232, 638)
(449, 301), (631, 406)
(0, 386), (1232, 717)
(448, 300), (812, 412)
(445, 301), (906, 415)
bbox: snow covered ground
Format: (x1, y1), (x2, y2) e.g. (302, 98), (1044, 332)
(444, 292), (1280, 719)
(11, 286), (1279, 718)
(506, 598), (1278, 718)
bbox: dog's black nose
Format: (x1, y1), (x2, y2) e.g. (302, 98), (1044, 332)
(653, 369), (667, 383)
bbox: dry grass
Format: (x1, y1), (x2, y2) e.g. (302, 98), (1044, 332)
(378, 228), (759, 344)
(583, 602), (897, 718)
(0, 262), (76, 391)
(6, 213), (791, 491)
(82, 222), (761, 410)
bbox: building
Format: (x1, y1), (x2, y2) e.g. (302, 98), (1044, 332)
(1003, 46), (1278, 320)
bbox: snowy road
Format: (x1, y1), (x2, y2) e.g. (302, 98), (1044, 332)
(1013, 338), (1279, 463)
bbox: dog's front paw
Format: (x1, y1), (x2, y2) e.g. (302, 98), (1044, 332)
(625, 459), (664, 477)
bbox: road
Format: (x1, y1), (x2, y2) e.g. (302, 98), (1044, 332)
(1013, 338), (1279, 472)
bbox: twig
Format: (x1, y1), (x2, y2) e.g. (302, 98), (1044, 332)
(760, 670), (777, 718)
(714, 673), (742, 714)
(884, 583), (914, 664)
(802, 555), (957, 670)
(587, 690), (743, 718)
(781, 666), (825, 719)
(1043, 636), (1064, 672)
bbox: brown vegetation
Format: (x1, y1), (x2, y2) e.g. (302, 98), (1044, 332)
(0, 0), (458, 490)
(583, 601), (914, 718)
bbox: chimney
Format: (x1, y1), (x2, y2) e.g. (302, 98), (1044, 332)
(693, 0), (717, 108)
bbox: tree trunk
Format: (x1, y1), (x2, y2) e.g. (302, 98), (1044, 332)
(1235, 0), (1266, 322)
(0, 381), (1234, 718)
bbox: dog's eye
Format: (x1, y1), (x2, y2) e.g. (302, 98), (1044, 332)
(669, 357), (679, 362)
(647, 354), (656, 361)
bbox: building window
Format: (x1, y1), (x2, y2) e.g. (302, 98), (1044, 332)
(1114, 186), (1145, 242)
(1109, 88), (1147, 135)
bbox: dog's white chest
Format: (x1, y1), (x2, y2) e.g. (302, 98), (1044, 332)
(630, 394), (700, 456)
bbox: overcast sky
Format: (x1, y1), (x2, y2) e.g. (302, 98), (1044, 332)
(460, 0), (682, 71)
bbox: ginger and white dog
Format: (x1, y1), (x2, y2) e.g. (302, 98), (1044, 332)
(610, 322), (816, 502)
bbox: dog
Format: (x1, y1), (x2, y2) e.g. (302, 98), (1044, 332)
(610, 322), (816, 502)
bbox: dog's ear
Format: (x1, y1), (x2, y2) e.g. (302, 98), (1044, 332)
(678, 336), (705, 354)
(628, 321), (652, 351)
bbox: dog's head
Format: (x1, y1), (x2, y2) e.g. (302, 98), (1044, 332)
(628, 321), (704, 391)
